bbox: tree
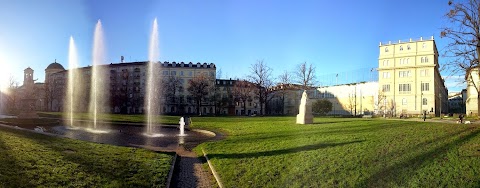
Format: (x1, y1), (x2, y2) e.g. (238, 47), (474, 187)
(6, 76), (19, 113)
(294, 62), (317, 89)
(312, 99), (333, 115)
(274, 70), (293, 115)
(187, 74), (211, 115)
(248, 60), (273, 115)
(162, 75), (182, 113)
(233, 80), (254, 115)
(441, 0), (480, 115)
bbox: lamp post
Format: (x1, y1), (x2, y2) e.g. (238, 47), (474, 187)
(439, 93), (442, 119)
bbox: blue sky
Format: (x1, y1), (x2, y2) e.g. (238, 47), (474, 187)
(0, 0), (463, 91)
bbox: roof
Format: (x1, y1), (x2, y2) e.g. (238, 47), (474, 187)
(46, 62), (65, 70)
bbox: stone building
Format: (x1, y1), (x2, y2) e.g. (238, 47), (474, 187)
(44, 61), (217, 115)
(465, 67), (480, 116)
(378, 36), (448, 116)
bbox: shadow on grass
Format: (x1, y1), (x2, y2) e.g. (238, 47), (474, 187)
(360, 127), (480, 187)
(312, 120), (359, 125)
(227, 121), (406, 145)
(208, 140), (364, 159)
(0, 128), (35, 187)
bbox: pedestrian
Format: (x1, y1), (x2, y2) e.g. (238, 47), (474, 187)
(459, 114), (464, 124)
(423, 111), (426, 121)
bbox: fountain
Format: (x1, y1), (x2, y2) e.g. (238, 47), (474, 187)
(65, 36), (80, 129)
(144, 18), (163, 137)
(179, 117), (186, 136)
(88, 20), (109, 134)
(8, 18), (219, 152)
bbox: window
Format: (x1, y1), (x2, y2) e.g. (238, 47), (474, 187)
(422, 98), (428, 105)
(382, 84), (390, 92)
(383, 60), (389, 66)
(382, 72), (390, 78)
(421, 83), (430, 91)
(399, 84), (411, 94)
(420, 69), (428, 77)
(425, 57), (429, 62)
(402, 98), (407, 105)
(189, 71), (193, 76)
(399, 71), (411, 77)
(163, 70), (169, 75)
(180, 71), (184, 76)
(406, 58), (410, 64)
(171, 71), (176, 76)
(385, 47), (389, 52)
(407, 44), (411, 50)
(400, 59), (403, 64)
(422, 43), (426, 49)
(400, 45), (403, 51)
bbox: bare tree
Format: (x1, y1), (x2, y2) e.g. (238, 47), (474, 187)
(233, 80), (255, 115)
(6, 76), (19, 113)
(162, 75), (182, 113)
(441, 0), (480, 114)
(274, 70), (293, 115)
(248, 60), (273, 115)
(294, 62), (317, 89)
(187, 74), (212, 115)
(375, 90), (387, 116)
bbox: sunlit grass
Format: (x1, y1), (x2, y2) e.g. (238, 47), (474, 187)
(0, 126), (173, 187)
(188, 117), (480, 187)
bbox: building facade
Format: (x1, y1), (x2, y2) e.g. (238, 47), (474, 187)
(43, 61), (217, 115)
(378, 37), (448, 117)
(465, 67), (480, 116)
(316, 82), (379, 116)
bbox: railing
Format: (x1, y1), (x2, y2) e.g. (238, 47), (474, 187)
(379, 36), (434, 46)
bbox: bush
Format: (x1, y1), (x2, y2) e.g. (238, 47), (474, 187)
(312, 99), (332, 115)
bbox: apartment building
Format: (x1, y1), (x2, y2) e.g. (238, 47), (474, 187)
(378, 37), (448, 116)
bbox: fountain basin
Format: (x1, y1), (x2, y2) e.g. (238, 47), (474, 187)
(3, 120), (218, 152)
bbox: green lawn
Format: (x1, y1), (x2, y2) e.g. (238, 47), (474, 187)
(9, 113), (480, 187)
(0, 126), (174, 187)
(187, 117), (480, 187)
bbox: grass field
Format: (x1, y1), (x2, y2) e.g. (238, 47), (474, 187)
(0, 126), (174, 187)
(186, 117), (480, 187)
(6, 113), (480, 187)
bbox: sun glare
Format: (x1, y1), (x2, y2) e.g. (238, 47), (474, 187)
(0, 58), (10, 92)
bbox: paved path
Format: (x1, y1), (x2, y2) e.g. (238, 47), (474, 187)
(171, 146), (213, 188)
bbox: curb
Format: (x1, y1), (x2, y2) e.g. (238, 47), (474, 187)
(0, 123), (65, 138)
(165, 153), (178, 188)
(191, 129), (216, 137)
(202, 148), (223, 188)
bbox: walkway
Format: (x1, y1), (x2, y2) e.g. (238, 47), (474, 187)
(171, 146), (213, 188)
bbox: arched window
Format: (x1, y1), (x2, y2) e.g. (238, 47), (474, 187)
(385, 47), (389, 52)
(421, 57), (425, 63)
(400, 45), (403, 51)
(407, 44), (411, 50)
(425, 57), (429, 62)
(422, 43), (426, 49)
(406, 58), (410, 64)
(422, 98), (428, 105)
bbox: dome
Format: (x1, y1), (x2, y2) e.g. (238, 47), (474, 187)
(46, 62), (65, 70)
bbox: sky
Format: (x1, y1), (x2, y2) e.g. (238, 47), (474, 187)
(0, 0), (464, 92)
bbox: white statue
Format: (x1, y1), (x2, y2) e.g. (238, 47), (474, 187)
(296, 90), (314, 124)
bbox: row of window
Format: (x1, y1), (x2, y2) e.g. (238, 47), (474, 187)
(381, 69), (430, 78)
(381, 56), (430, 66)
(381, 83), (429, 93)
(401, 98), (428, 105)
(162, 70), (215, 77)
(384, 42), (427, 53)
